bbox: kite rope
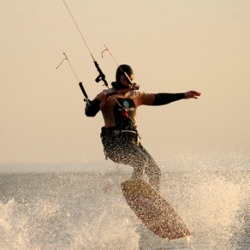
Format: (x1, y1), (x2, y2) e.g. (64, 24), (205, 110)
(36, 0), (80, 83)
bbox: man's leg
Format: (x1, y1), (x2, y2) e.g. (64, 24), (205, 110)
(139, 145), (162, 192)
(102, 137), (162, 191)
(116, 142), (162, 191)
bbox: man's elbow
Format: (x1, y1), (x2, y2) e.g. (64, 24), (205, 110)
(85, 110), (96, 117)
(85, 100), (101, 117)
(85, 106), (100, 117)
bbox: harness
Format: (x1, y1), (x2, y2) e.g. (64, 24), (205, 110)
(101, 126), (140, 147)
(101, 127), (138, 137)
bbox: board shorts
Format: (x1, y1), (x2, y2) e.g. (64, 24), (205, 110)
(101, 127), (162, 191)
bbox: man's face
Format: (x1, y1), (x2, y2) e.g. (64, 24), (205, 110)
(120, 74), (134, 87)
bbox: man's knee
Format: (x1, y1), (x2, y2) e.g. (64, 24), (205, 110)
(146, 161), (161, 177)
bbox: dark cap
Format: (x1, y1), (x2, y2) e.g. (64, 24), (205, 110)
(115, 64), (134, 83)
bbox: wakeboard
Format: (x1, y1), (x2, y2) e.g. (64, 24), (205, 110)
(121, 179), (190, 241)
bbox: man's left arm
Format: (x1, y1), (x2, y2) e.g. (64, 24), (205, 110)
(151, 91), (201, 106)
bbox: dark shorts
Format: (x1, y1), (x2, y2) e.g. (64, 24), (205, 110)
(100, 127), (162, 191)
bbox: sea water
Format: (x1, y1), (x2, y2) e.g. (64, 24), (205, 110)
(0, 156), (249, 250)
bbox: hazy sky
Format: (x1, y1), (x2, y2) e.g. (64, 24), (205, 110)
(1, 0), (250, 167)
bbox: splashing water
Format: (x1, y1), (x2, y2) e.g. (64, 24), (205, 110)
(0, 159), (249, 249)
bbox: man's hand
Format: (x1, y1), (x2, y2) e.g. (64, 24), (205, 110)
(184, 91), (201, 99)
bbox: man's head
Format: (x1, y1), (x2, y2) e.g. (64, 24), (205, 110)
(116, 64), (134, 87)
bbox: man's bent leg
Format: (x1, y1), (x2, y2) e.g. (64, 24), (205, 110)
(102, 136), (161, 190)
(140, 145), (162, 192)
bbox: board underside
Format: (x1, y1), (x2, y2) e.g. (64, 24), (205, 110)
(121, 179), (190, 241)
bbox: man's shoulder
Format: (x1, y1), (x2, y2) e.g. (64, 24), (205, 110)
(102, 88), (115, 94)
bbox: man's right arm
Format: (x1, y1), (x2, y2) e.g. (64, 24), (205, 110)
(85, 99), (102, 117)
(85, 91), (107, 117)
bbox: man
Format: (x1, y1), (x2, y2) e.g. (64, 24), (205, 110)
(85, 64), (201, 191)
